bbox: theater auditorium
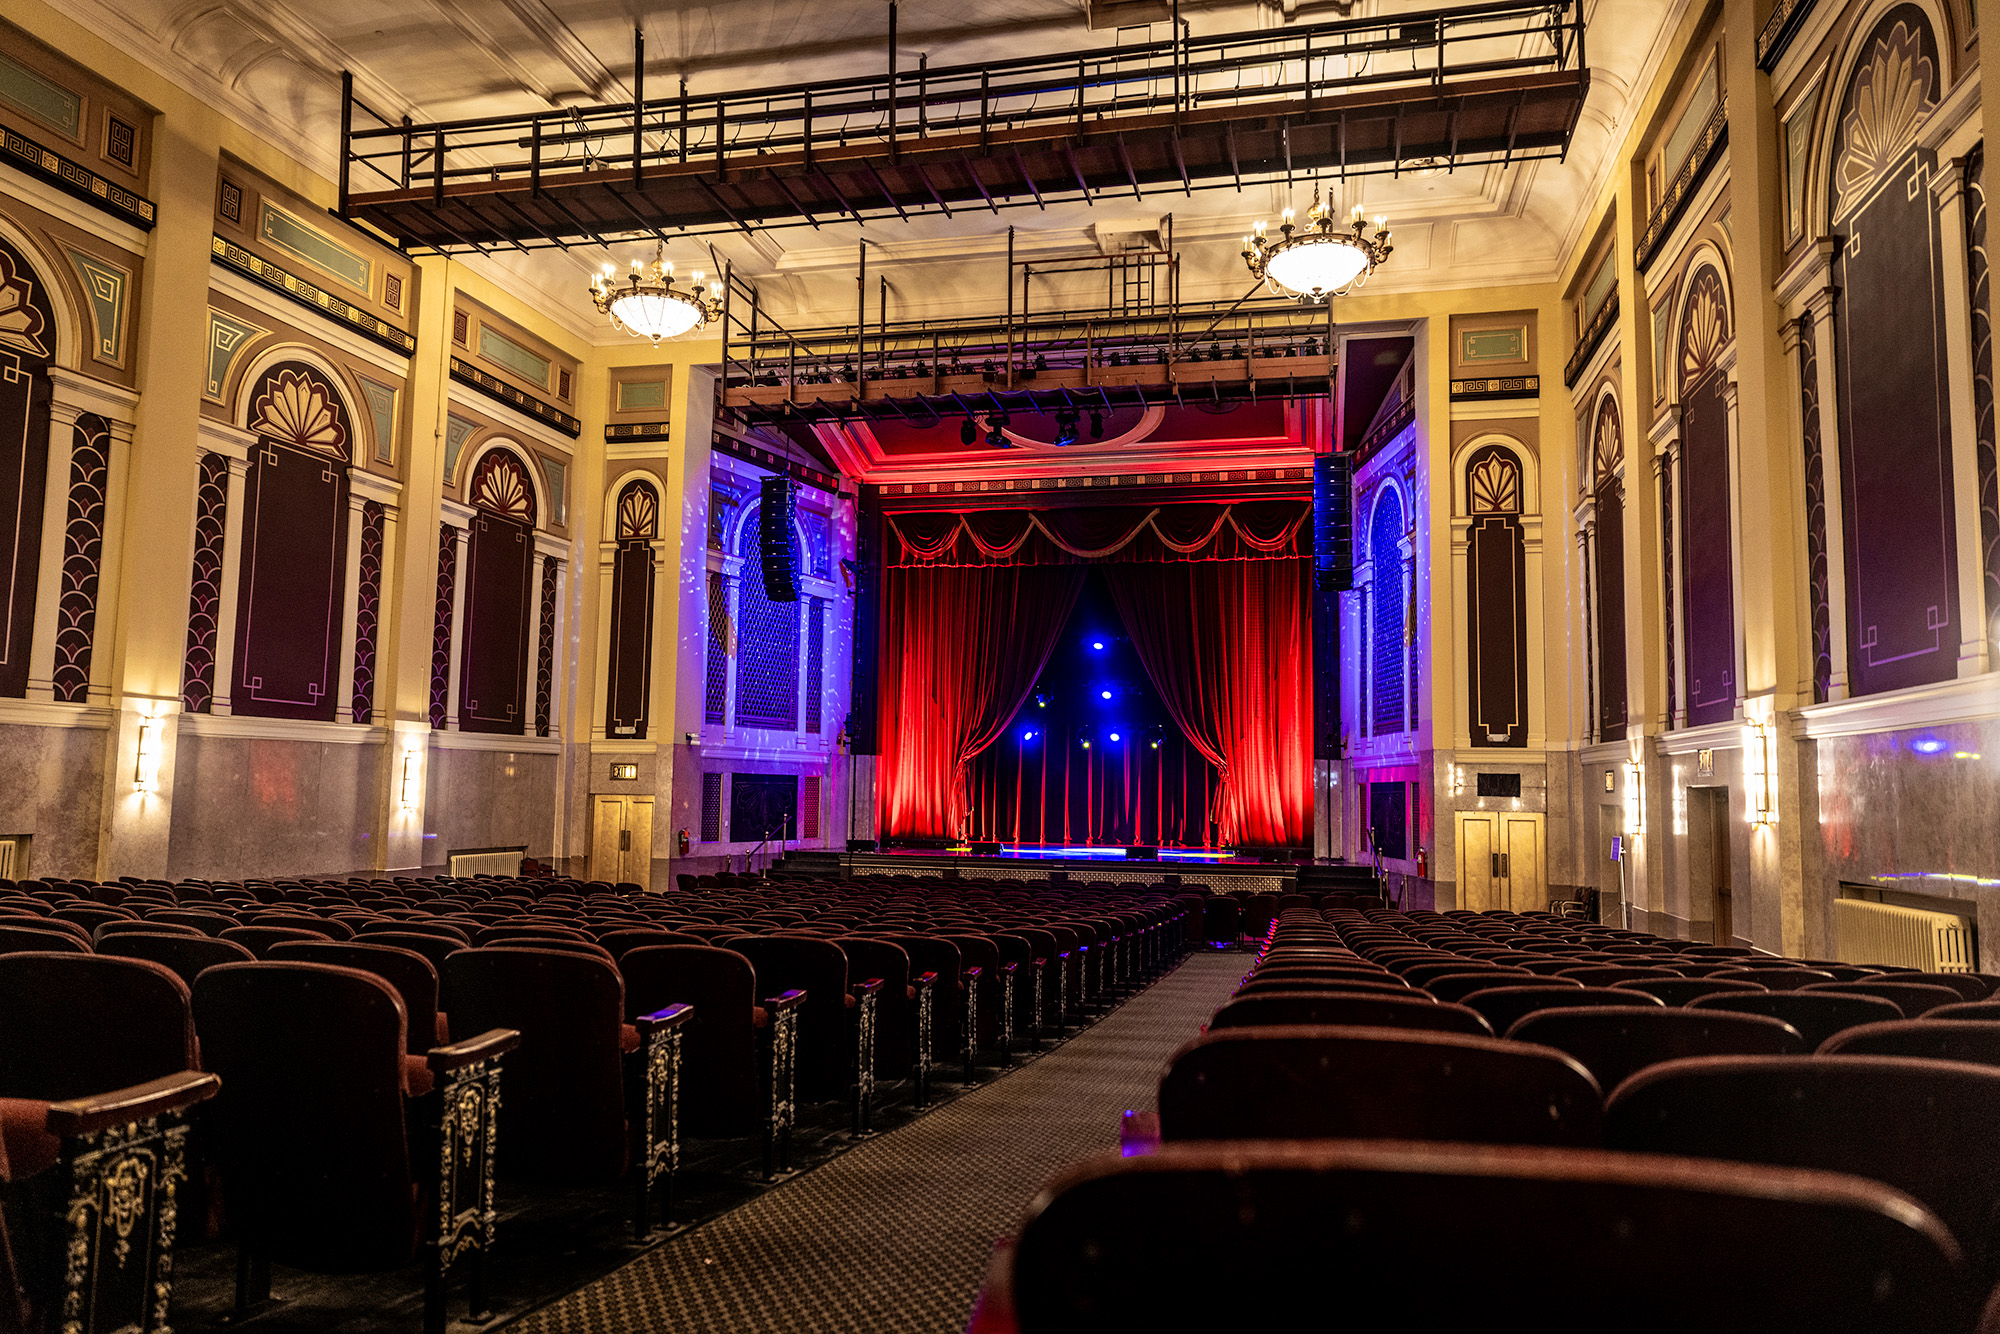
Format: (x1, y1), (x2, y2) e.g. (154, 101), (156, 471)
(2, 0), (1999, 1329)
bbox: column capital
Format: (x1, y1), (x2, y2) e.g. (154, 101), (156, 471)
(45, 366), (138, 425)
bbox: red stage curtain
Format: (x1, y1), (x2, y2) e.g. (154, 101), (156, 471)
(1104, 559), (1312, 847)
(880, 565), (1085, 839)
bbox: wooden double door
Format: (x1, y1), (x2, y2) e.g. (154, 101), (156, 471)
(1455, 811), (1546, 912)
(589, 795), (654, 886)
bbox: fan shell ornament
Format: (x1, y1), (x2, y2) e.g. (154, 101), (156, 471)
(470, 449), (538, 524)
(0, 248), (51, 360)
(250, 367), (349, 458)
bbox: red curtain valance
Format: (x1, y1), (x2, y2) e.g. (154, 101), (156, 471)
(887, 500), (1309, 567)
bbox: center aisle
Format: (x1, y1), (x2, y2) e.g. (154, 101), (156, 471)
(507, 952), (1243, 1334)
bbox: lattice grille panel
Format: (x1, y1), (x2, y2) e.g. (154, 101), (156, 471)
(704, 571), (729, 725)
(180, 452), (228, 713)
(802, 774), (821, 840)
(699, 772), (723, 843)
(804, 597), (825, 734)
(735, 565), (798, 731)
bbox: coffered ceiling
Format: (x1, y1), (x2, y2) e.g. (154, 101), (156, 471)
(62, 0), (1687, 338)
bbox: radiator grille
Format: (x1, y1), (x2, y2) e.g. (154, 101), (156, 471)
(1834, 898), (1975, 972)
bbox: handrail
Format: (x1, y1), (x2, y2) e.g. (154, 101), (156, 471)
(340, 1), (1584, 211)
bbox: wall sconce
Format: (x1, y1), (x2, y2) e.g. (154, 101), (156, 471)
(1623, 761), (1643, 835)
(400, 753), (420, 810)
(133, 717), (159, 792)
(1449, 763), (1463, 796)
(1744, 721), (1777, 825)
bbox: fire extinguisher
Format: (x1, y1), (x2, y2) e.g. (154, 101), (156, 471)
(1415, 846), (1429, 879)
(677, 829), (690, 857)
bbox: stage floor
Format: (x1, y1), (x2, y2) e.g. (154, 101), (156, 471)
(929, 842), (1254, 864)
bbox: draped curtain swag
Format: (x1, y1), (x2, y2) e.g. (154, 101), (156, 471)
(888, 500), (1309, 567)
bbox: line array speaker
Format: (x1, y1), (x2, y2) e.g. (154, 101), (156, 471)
(1314, 452), (1354, 592)
(759, 474), (800, 602)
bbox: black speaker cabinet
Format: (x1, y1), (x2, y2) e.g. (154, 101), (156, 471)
(1313, 452), (1354, 592)
(971, 840), (1003, 856)
(759, 474), (800, 601)
(1125, 845), (1159, 860)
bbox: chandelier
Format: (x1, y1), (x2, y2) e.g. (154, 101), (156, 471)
(589, 243), (722, 344)
(1243, 189), (1393, 303)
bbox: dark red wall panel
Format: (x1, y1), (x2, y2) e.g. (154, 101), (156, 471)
(459, 512), (533, 734)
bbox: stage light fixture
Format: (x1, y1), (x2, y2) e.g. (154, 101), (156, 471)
(1034, 354), (1049, 372)
(1150, 740), (1160, 750)
(985, 414), (1011, 447)
(1091, 640), (1105, 651)
(960, 416), (977, 445)
(1088, 410), (1104, 439)
(1110, 732), (1122, 742)
(1100, 690), (1112, 700)
(1051, 409), (1080, 448)
(1082, 740), (1091, 750)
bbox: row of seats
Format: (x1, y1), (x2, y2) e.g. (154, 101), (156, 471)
(0, 870), (1197, 1334)
(971, 905), (2000, 1332)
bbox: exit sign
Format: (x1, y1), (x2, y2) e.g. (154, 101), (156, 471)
(609, 764), (639, 781)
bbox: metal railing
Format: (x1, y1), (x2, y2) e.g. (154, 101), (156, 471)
(339, 0), (1584, 227)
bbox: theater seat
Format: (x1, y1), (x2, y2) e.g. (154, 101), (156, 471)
(1689, 990), (1902, 1050)
(985, 1141), (1970, 1333)
(97, 931), (256, 990)
(1506, 1006), (1806, 1093)
(1606, 1054), (2000, 1282)
(1208, 991), (1493, 1037)
(1158, 1026), (1601, 1146)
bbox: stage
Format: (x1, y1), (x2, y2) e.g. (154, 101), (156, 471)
(781, 844), (1384, 898)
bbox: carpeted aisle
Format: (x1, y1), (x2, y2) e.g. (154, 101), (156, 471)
(506, 952), (1242, 1334)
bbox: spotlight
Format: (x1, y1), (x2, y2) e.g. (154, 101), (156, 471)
(985, 414), (1011, 447)
(982, 359), (996, 375)
(1035, 693), (1047, 708)
(914, 361), (929, 377)
(1053, 409), (1080, 448)
(1303, 336), (1320, 356)
(891, 365), (908, 378)
(1091, 640), (1105, 651)
(960, 416), (977, 445)
(1101, 690), (1113, 700)
(1204, 343), (1220, 361)
(1155, 349), (1169, 364)
(1022, 729), (1036, 742)
(1108, 351), (1123, 367)
(840, 362), (856, 381)
(1088, 410), (1104, 439)
(949, 359), (964, 375)
(1150, 740), (1160, 750)
(1082, 740), (1091, 750)
(1034, 354), (1048, 372)
(1228, 343), (1243, 360)
(1110, 732), (1121, 742)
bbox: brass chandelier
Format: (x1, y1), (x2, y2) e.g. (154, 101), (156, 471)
(1243, 187), (1393, 303)
(589, 242), (722, 344)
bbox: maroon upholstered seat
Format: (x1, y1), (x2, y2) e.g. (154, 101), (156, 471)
(1688, 990), (1903, 1051)
(993, 1141), (1969, 1333)
(220, 924), (332, 958)
(1506, 1006), (1806, 1093)
(97, 932), (255, 991)
(725, 935), (853, 1100)
(621, 944), (764, 1136)
(1209, 990), (1493, 1037)
(270, 940), (446, 1051)
(1158, 1025), (1601, 1146)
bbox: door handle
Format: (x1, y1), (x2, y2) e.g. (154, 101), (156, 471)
(1490, 853), (1499, 877)
(620, 830), (631, 851)
(1500, 852), (1510, 878)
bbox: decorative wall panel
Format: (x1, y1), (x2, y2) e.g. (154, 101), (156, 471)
(1464, 446), (1526, 747)
(1592, 396), (1627, 741)
(430, 524), (456, 729)
(704, 571), (729, 725)
(699, 771), (723, 842)
(0, 239), (53, 700)
(458, 512), (533, 734)
(181, 453), (228, 713)
(605, 479), (659, 739)
(232, 365), (351, 721)
(1679, 266), (1737, 726)
(730, 773), (798, 843)
(1659, 452), (1679, 724)
(351, 500), (383, 723)
(1831, 7), (1959, 697)
(52, 413), (109, 702)
(536, 555), (557, 737)
(802, 774), (822, 840)
(805, 596), (826, 734)
(735, 506), (799, 731)
(1799, 314), (1833, 702)
(1968, 151), (2000, 652)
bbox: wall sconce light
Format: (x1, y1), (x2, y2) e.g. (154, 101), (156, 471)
(1744, 721), (1777, 825)
(400, 753), (420, 810)
(1449, 763), (1463, 796)
(133, 717), (159, 792)
(1623, 761), (1643, 835)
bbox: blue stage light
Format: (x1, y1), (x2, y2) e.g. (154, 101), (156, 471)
(1100, 690), (1112, 699)
(1091, 640), (1105, 650)
(1110, 732), (1121, 742)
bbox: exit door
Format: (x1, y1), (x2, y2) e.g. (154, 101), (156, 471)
(1455, 811), (1546, 912)
(590, 795), (654, 887)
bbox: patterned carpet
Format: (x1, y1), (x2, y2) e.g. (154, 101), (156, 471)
(505, 952), (1242, 1334)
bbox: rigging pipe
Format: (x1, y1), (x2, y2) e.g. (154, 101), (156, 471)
(632, 27), (645, 188)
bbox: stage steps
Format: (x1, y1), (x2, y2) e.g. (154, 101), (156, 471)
(769, 850), (843, 880)
(1297, 863), (1383, 897)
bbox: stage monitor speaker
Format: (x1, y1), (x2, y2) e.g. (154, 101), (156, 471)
(1313, 452), (1354, 592)
(971, 840), (1003, 856)
(759, 475), (800, 601)
(846, 838), (877, 852)
(1125, 845), (1159, 860)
